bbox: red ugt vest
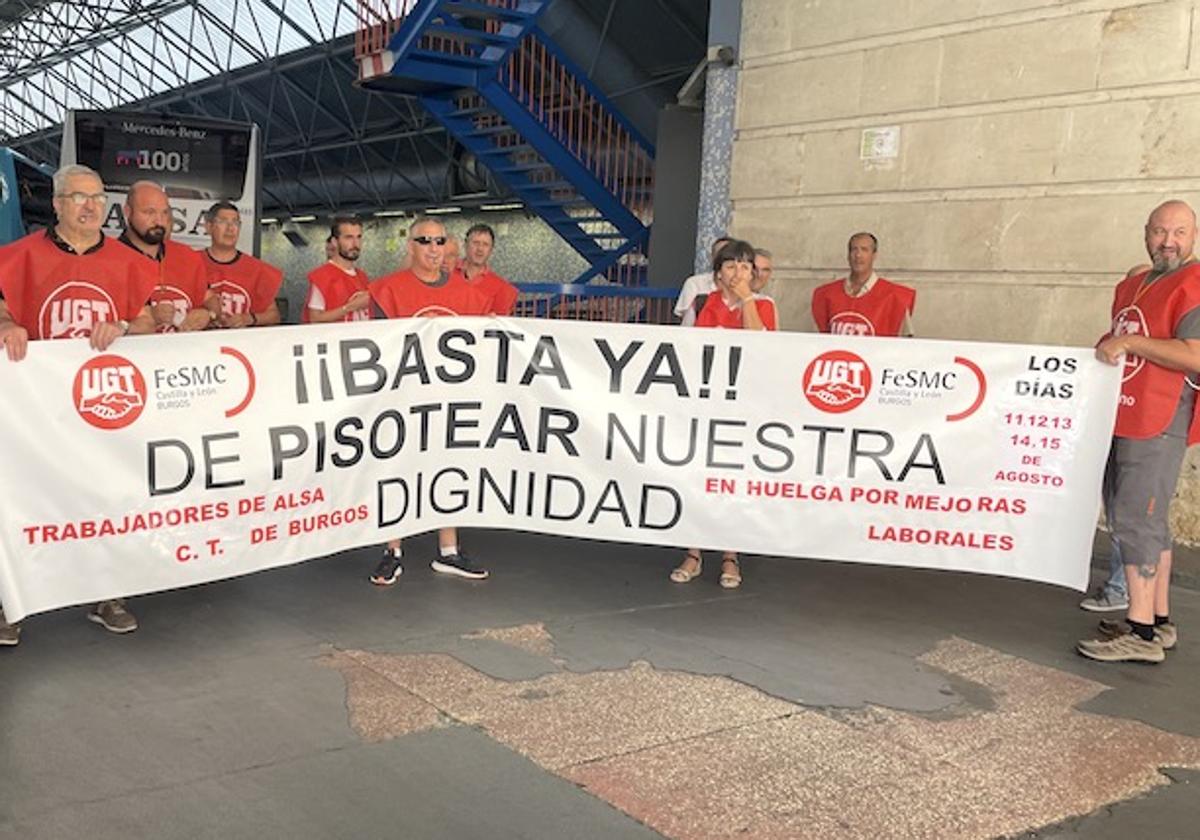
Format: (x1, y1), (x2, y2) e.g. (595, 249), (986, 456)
(148, 240), (210, 333)
(370, 270), (489, 318)
(1108, 263), (1200, 444)
(303, 262), (371, 323)
(811, 277), (915, 336)
(452, 266), (519, 316)
(0, 231), (156, 340)
(203, 251), (283, 316)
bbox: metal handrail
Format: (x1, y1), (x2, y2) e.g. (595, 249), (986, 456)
(514, 284), (675, 323)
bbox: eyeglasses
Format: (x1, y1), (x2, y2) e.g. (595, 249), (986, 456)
(412, 236), (447, 246)
(212, 218), (242, 228)
(58, 192), (107, 206)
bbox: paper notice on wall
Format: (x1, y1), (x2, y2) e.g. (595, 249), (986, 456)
(861, 126), (900, 169)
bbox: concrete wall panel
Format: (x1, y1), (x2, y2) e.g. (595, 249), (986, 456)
(732, 0), (1200, 539)
(730, 135), (805, 200)
(740, 52), (864, 128)
(1097, 2), (1193, 87)
(939, 16), (1102, 106)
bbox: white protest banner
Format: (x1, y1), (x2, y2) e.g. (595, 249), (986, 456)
(0, 319), (1120, 621)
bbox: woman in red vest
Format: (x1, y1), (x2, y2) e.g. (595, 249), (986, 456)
(671, 239), (777, 589)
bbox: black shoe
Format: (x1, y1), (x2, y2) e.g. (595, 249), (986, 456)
(430, 551), (489, 580)
(370, 552), (403, 586)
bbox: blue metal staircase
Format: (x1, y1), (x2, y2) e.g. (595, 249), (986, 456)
(356, 0), (654, 285)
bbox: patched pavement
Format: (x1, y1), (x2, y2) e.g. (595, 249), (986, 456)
(2, 530), (1199, 839)
(326, 629), (1200, 840)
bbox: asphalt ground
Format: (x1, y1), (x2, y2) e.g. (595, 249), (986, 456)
(2, 530), (1198, 839)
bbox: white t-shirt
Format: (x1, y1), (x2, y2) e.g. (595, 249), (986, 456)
(674, 272), (716, 327)
(307, 262), (359, 310)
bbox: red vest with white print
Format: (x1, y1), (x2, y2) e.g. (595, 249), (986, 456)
(0, 231), (155, 340)
(148, 240), (210, 333)
(1109, 262), (1200, 443)
(303, 262), (371, 323)
(203, 251), (283, 317)
(811, 277), (914, 337)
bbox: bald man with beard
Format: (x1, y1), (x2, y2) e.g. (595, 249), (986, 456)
(119, 180), (217, 332)
(1077, 200), (1200, 663)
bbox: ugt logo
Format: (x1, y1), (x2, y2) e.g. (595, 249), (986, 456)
(73, 354), (147, 430)
(1111, 305), (1148, 382)
(829, 312), (875, 336)
(803, 350), (872, 413)
(212, 280), (251, 315)
(38, 282), (116, 339)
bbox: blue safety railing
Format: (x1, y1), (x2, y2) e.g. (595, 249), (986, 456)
(357, 0), (654, 286)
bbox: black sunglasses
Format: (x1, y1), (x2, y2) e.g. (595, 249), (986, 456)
(413, 235), (447, 246)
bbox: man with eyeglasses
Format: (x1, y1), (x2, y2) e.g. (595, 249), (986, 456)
(752, 247), (779, 329)
(367, 218), (490, 586)
(202, 201), (282, 329)
(453, 223), (518, 316)
(0, 163), (157, 645)
(120, 181), (218, 333)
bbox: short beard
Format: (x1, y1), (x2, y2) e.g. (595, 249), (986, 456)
(1153, 252), (1182, 272)
(338, 248), (359, 262)
(138, 225), (166, 245)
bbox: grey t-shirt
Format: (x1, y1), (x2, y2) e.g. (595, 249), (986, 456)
(1141, 267), (1200, 436)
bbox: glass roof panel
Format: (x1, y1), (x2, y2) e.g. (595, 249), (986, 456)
(0, 0), (359, 141)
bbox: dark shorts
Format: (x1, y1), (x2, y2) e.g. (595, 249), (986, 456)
(1102, 434), (1188, 568)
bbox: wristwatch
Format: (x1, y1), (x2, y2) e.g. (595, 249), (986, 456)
(118, 319), (130, 335)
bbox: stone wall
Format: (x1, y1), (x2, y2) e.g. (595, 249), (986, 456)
(731, 0), (1200, 542)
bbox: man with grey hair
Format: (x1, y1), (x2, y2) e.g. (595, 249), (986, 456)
(443, 233), (461, 276)
(367, 218), (491, 586)
(0, 163), (157, 644)
(751, 247), (779, 328)
(1077, 199), (1200, 663)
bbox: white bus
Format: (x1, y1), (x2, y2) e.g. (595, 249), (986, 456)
(60, 110), (261, 254)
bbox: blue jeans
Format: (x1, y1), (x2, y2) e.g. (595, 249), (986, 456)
(1103, 534), (1127, 599)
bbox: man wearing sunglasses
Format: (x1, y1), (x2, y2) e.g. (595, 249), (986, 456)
(202, 202), (283, 329)
(0, 163), (158, 644)
(368, 218), (490, 586)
